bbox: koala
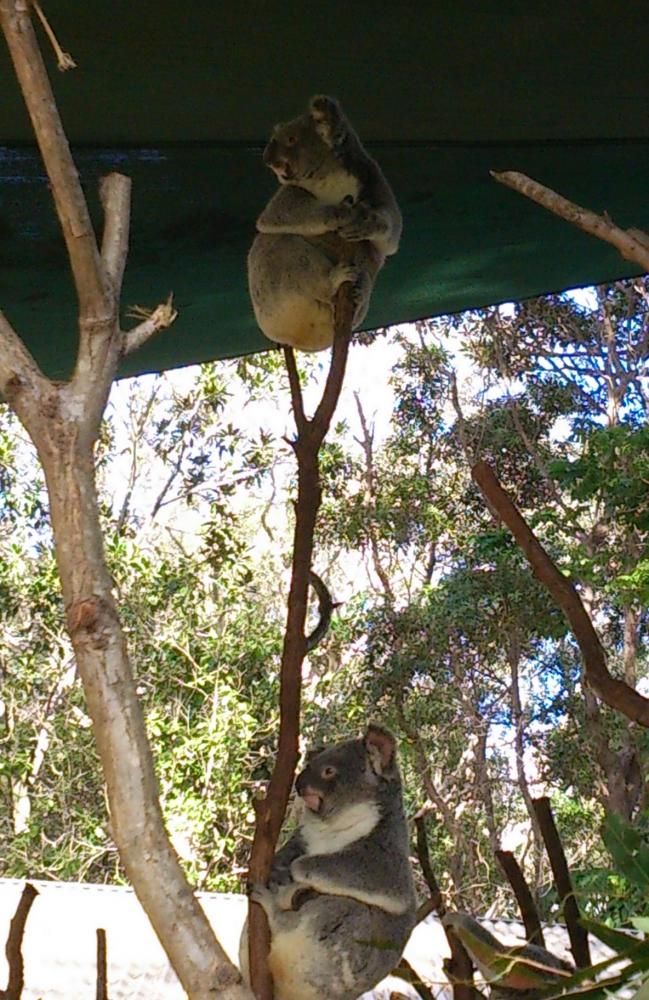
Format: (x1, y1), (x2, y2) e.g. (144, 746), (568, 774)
(247, 95), (402, 352)
(241, 724), (416, 1000)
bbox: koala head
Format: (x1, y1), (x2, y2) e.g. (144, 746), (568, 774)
(262, 95), (347, 186)
(295, 724), (401, 822)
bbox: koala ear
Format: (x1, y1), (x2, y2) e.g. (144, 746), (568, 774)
(305, 745), (325, 764)
(309, 94), (345, 149)
(363, 724), (397, 777)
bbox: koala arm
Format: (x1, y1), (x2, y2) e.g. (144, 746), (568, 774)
(291, 846), (412, 916)
(270, 831), (306, 885)
(256, 186), (345, 237)
(335, 177), (402, 256)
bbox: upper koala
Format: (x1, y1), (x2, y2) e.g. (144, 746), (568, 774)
(242, 724), (416, 1000)
(247, 95), (402, 351)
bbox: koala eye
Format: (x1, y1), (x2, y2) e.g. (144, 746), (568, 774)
(285, 134), (297, 147)
(321, 765), (337, 780)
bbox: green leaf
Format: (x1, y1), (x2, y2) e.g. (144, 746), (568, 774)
(580, 916), (640, 953)
(602, 814), (649, 895)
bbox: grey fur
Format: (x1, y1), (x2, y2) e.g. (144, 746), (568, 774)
(247, 96), (402, 352)
(241, 724), (416, 1000)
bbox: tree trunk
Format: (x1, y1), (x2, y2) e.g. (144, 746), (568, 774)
(15, 392), (250, 1000)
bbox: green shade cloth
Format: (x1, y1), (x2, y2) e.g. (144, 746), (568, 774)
(1, 2), (647, 378)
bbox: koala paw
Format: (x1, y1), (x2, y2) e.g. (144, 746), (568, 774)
(330, 263), (360, 295)
(251, 879), (300, 913)
(323, 202), (354, 230)
(337, 205), (388, 242)
(290, 856), (308, 882)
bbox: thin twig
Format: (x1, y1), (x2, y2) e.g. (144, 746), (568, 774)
(491, 170), (649, 271)
(0, 882), (38, 1000)
(31, 0), (75, 69)
(0, 0), (106, 317)
(531, 798), (591, 968)
(471, 460), (649, 726)
(283, 347), (307, 436)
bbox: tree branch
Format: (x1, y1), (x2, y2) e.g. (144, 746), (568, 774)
(305, 570), (338, 652)
(414, 815), (479, 1000)
(123, 295), (178, 356)
(495, 850), (545, 948)
(247, 284), (355, 998)
(0, 311), (49, 402)
(491, 170), (649, 272)
(471, 460), (649, 726)
(531, 797), (591, 968)
(283, 347), (307, 437)
(95, 928), (108, 1000)
(0, 882), (38, 1000)
(0, 0), (108, 319)
(100, 173), (131, 294)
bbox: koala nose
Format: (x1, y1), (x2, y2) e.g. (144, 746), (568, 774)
(262, 140), (276, 165)
(295, 770), (307, 796)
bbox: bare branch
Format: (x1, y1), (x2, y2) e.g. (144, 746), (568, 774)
(0, 0), (107, 318)
(100, 173), (131, 295)
(531, 797), (591, 968)
(472, 460), (649, 727)
(495, 850), (545, 948)
(283, 346), (307, 436)
(95, 928), (108, 1000)
(0, 882), (38, 1000)
(31, 0), (75, 70)
(0, 311), (49, 401)
(491, 170), (649, 271)
(123, 295), (177, 356)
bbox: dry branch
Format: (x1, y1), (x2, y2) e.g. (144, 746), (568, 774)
(491, 170), (649, 272)
(247, 286), (355, 998)
(0, 882), (38, 1000)
(471, 460), (649, 726)
(495, 849), (544, 948)
(124, 295), (178, 356)
(96, 928), (108, 1000)
(532, 798), (591, 969)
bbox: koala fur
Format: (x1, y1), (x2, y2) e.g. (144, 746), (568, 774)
(247, 95), (402, 352)
(241, 724), (416, 1000)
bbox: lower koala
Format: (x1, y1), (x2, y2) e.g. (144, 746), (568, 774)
(241, 724), (416, 1000)
(248, 95), (402, 352)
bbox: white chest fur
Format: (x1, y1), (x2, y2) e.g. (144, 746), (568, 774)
(300, 170), (360, 206)
(301, 801), (380, 855)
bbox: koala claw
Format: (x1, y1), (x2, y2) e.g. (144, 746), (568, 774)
(330, 263), (360, 294)
(248, 882), (271, 906)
